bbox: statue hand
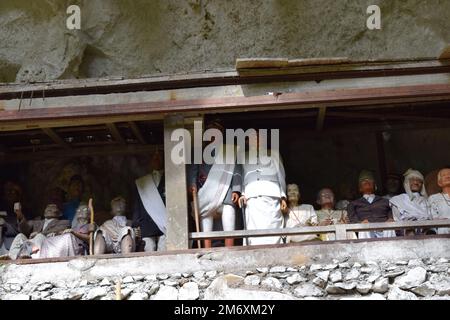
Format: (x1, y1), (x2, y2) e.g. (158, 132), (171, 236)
(189, 185), (197, 195)
(88, 223), (96, 233)
(280, 199), (288, 213)
(361, 219), (369, 224)
(134, 227), (141, 239)
(238, 196), (247, 208)
(231, 192), (240, 204)
(319, 219), (332, 226)
(341, 216), (350, 224)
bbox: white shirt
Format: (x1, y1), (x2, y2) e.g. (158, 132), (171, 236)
(363, 194), (376, 204)
(42, 218), (56, 231)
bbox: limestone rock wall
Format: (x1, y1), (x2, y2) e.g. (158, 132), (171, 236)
(1, 0), (449, 82)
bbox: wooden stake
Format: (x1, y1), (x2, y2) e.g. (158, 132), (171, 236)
(88, 198), (95, 255)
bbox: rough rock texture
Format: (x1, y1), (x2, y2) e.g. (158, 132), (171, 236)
(2, 257), (450, 300)
(0, 0), (449, 82)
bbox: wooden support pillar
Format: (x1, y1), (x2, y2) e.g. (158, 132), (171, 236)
(375, 131), (388, 194)
(316, 106), (327, 131)
(164, 114), (189, 250)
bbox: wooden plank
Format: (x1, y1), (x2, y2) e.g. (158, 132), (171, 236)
(128, 121), (147, 144)
(106, 123), (126, 145)
(41, 127), (70, 149)
(316, 106), (327, 131)
(236, 58), (289, 69)
(2, 83), (450, 132)
(164, 115), (189, 250)
(189, 220), (450, 240)
(288, 57), (349, 67)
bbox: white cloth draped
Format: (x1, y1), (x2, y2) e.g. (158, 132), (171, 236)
(135, 174), (167, 235)
(245, 196), (283, 245)
(390, 193), (431, 221)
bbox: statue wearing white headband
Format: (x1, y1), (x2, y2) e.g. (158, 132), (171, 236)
(389, 168), (432, 235)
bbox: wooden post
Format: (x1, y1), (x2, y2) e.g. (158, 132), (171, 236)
(164, 114), (189, 250)
(375, 131), (388, 194)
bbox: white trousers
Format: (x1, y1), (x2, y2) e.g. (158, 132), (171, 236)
(201, 204), (236, 232)
(358, 230), (396, 239)
(245, 196), (283, 245)
(142, 235), (166, 252)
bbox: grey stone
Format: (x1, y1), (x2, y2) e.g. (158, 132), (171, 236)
(244, 275), (261, 286)
(309, 264), (322, 272)
(396, 260), (408, 265)
(340, 293), (386, 300)
(387, 286), (418, 300)
(36, 283), (53, 291)
(312, 277), (327, 289)
(197, 280), (211, 289)
(100, 278), (111, 286)
(429, 264), (449, 273)
(356, 282), (372, 294)
(394, 267), (427, 289)
(408, 259), (424, 268)
(152, 285), (178, 300)
(345, 269), (361, 281)
(432, 279), (450, 296)
(171, 273), (182, 279)
(148, 283), (160, 295)
(367, 274), (381, 283)
(182, 273), (191, 278)
(128, 292), (149, 300)
(372, 278), (389, 294)
(338, 262), (351, 269)
(286, 273), (307, 285)
(323, 264), (338, 270)
(50, 291), (69, 300)
(316, 271), (330, 281)
(9, 284), (22, 291)
(336, 282), (357, 291)
(3, 293), (30, 300)
(178, 282), (199, 300)
(193, 271), (205, 279)
(157, 274), (170, 280)
(269, 266), (286, 273)
(294, 283), (324, 297)
(437, 258), (449, 264)
(287, 267), (298, 272)
(205, 270), (217, 279)
(325, 283), (345, 295)
(145, 275), (157, 281)
(163, 280), (178, 286)
(352, 262), (362, 268)
(329, 271), (343, 283)
(256, 267), (269, 273)
(261, 277), (282, 290)
(78, 279), (88, 287)
(411, 282), (436, 297)
(133, 275), (145, 281)
(86, 287), (108, 300)
(67, 289), (84, 300)
(385, 269), (405, 278)
(360, 267), (373, 274)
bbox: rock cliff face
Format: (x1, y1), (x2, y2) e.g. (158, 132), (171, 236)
(0, 0), (449, 82)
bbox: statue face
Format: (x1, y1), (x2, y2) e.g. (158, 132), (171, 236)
(151, 151), (163, 171)
(287, 184), (300, 203)
(386, 178), (400, 194)
(76, 204), (89, 222)
(68, 180), (83, 199)
(408, 177), (423, 193)
(438, 169), (450, 188)
(44, 204), (61, 219)
(3, 182), (22, 204)
(359, 179), (375, 195)
(318, 188), (334, 206)
(111, 198), (126, 216)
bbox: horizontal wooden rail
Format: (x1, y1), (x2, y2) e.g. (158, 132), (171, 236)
(189, 220), (450, 241)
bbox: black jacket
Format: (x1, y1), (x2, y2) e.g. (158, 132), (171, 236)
(347, 196), (393, 223)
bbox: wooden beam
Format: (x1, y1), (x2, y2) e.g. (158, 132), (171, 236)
(128, 121), (147, 144)
(164, 115), (189, 250)
(106, 123), (126, 145)
(316, 106), (327, 131)
(2, 83), (450, 132)
(1, 59), (450, 101)
(326, 111), (450, 123)
(41, 127), (70, 149)
(375, 132), (388, 194)
(1, 144), (162, 163)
